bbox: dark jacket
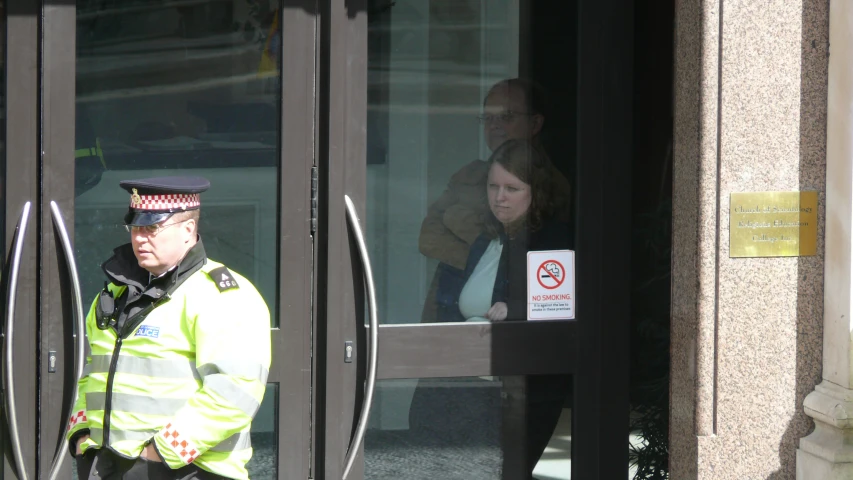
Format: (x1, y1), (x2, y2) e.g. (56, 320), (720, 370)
(436, 218), (573, 323)
(417, 159), (573, 323)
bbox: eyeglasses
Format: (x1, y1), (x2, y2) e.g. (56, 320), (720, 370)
(124, 219), (189, 237)
(476, 111), (532, 125)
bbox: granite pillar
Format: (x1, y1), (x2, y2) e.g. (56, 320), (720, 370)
(672, 0), (828, 477)
(796, 0), (853, 477)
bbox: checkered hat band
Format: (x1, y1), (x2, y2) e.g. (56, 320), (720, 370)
(131, 193), (200, 211)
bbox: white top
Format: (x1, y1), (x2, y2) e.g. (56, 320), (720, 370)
(458, 238), (503, 323)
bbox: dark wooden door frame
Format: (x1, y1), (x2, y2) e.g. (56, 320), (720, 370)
(3, 0), (40, 477)
(573, 0), (634, 478)
(317, 0), (369, 477)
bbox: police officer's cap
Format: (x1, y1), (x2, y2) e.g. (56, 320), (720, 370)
(120, 176), (210, 227)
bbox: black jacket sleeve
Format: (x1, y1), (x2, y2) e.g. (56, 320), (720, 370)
(503, 220), (572, 321)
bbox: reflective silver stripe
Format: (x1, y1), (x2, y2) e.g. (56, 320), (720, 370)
(210, 431), (252, 452)
(196, 360), (269, 383)
(204, 375), (260, 417)
(86, 392), (188, 415)
(88, 355), (200, 380)
(91, 427), (250, 452)
(88, 427), (157, 443)
(82, 363), (91, 377)
(88, 356), (110, 374)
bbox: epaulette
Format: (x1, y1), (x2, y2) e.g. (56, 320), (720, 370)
(206, 266), (240, 292)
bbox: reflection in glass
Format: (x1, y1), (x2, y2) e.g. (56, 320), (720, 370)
(366, 0), (575, 326)
(365, 376), (571, 480)
(439, 138), (572, 324)
(246, 383), (278, 480)
(74, 0), (281, 326)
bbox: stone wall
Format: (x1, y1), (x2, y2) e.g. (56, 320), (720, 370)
(671, 0), (828, 477)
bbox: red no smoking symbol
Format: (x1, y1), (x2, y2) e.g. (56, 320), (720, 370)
(537, 260), (566, 290)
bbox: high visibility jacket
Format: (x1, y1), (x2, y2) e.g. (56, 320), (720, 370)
(74, 137), (105, 166)
(75, 107), (107, 197)
(67, 241), (271, 480)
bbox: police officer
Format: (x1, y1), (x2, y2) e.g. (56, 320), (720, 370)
(75, 107), (106, 197)
(67, 176), (271, 480)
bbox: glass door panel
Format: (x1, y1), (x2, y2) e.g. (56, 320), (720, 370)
(365, 376), (572, 480)
(331, 0), (632, 478)
(365, 0), (562, 327)
(360, 2), (576, 479)
(73, 0), (282, 318)
(34, 1), (316, 479)
(71, 3), (284, 477)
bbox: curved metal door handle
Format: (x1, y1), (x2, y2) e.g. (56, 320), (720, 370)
(4, 202), (32, 480)
(342, 195), (379, 480)
(47, 201), (87, 480)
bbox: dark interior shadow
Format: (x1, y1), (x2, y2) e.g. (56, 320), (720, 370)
(7, 0), (40, 16)
(628, 0), (674, 478)
(288, 0), (320, 15)
(347, 0), (367, 18)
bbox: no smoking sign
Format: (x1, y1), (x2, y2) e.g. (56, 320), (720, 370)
(537, 260), (566, 290)
(527, 250), (575, 320)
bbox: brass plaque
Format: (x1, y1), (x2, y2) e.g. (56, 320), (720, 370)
(730, 191), (818, 258)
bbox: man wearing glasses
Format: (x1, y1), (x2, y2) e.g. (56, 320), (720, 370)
(67, 176), (271, 480)
(418, 78), (572, 324)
